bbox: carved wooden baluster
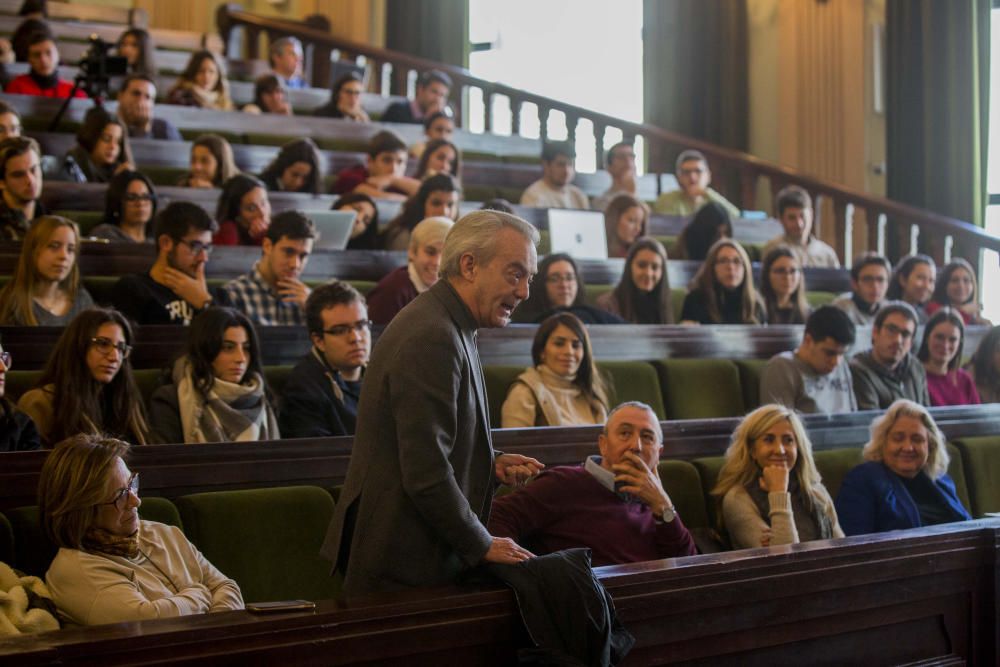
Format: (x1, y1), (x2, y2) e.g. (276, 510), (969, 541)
(739, 168), (757, 212)
(566, 115), (578, 147)
(510, 97), (523, 136)
(483, 88), (494, 134)
(593, 124), (607, 170)
(538, 106), (550, 143)
(831, 197), (850, 265)
(451, 87), (464, 129)
(909, 223), (920, 257)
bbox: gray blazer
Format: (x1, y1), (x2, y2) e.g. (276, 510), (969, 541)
(320, 280), (496, 594)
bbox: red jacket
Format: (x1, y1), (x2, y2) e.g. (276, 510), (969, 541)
(5, 75), (86, 99)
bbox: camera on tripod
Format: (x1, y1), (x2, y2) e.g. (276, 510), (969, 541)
(76, 35), (129, 101)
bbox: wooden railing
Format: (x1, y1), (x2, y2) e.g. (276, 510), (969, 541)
(216, 4), (999, 277)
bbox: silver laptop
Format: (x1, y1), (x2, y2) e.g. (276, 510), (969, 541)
(304, 210), (356, 250)
(547, 209), (608, 260)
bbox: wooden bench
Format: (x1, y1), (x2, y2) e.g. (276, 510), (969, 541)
(0, 0), (146, 27)
(0, 16), (210, 53)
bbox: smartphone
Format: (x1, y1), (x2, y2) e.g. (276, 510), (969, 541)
(246, 600), (316, 614)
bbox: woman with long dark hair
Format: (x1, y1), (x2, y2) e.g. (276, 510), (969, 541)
(166, 50), (233, 111)
(596, 236), (674, 324)
(314, 71), (369, 121)
(887, 254), (936, 324)
(63, 107), (133, 183)
(680, 238), (765, 325)
(514, 253), (624, 324)
(414, 138), (461, 181)
(214, 174), (271, 246)
(671, 201), (733, 261)
(604, 193), (648, 259)
(149, 307), (279, 444)
(178, 134), (238, 189)
(382, 173), (460, 251)
(258, 138), (324, 195)
(760, 245), (809, 324)
(332, 192), (379, 250)
(926, 258), (990, 325)
(917, 308), (980, 406)
(91, 170), (157, 243)
(117, 28), (158, 78)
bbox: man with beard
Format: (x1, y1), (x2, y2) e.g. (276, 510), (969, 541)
(112, 202), (226, 325)
(222, 210), (315, 325)
(116, 74), (182, 141)
(0, 136), (46, 240)
(850, 301), (929, 410)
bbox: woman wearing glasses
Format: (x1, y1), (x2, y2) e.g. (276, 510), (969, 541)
(501, 312), (610, 428)
(0, 216), (94, 326)
(150, 307), (279, 444)
(760, 246), (810, 324)
(42, 433), (243, 625)
(90, 171), (157, 243)
(680, 238), (765, 325)
(0, 343), (40, 451)
(17, 308), (148, 446)
(513, 253), (624, 324)
(596, 237), (674, 324)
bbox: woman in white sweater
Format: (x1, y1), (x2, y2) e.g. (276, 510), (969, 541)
(501, 312), (610, 428)
(711, 404), (843, 549)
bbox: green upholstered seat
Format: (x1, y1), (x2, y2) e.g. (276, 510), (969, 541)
(537, 230), (551, 255)
(944, 443), (972, 514)
(484, 365), (527, 428)
(133, 368), (164, 408)
(346, 279), (377, 296)
(670, 288), (687, 320)
(653, 236), (677, 256)
(4, 370), (40, 403)
(583, 283), (612, 306)
(175, 486), (340, 603)
(463, 185), (500, 203)
(806, 291), (837, 307)
(0, 513), (13, 567)
(813, 448), (865, 499)
(733, 359), (769, 413)
(951, 435), (1000, 516)
(264, 365), (293, 400)
(741, 243), (763, 262)
(690, 456), (725, 530)
(599, 361), (666, 419)
(658, 459), (709, 531)
(654, 359), (745, 420)
(82, 276), (120, 306)
(54, 210), (104, 235)
(141, 165), (188, 187)
(6, 498), (181, 577)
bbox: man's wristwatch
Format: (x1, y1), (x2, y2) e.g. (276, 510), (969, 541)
(659, 505), (677, 523)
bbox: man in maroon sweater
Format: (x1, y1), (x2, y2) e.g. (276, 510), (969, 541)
(488, 402), (697, 566)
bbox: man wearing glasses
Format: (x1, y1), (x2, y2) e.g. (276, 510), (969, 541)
(279, 281), (371, 438)
(112, 202), (226, 325)
(850, 301), (930, 410)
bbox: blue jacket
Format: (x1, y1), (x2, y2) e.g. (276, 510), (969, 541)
(835, 461), (971, 536)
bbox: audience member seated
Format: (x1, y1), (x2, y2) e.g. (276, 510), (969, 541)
(917, 308), (980, 407)
(760, 306), (857, 414)
(18, 308), (149, 446)
(259, 138), (324, 195)
(177, 134), (238, 189)
(367, 216), (452, 325)
(117, 74), (182, 141)
(597, 237), (674, 324)
(91, 171), (156, 243)
(513, 253), (624, 324)
(41, 434), (243, 624)
(116, 28), (158, 79)
(5, 31), (84, 99)
(332, 193), (379, 250)
(410, 111), (455, 158)
(760, 246), (810, 324)
(214, 174), (271, 246)
(382, 173), (460, 251)
(501, 312), (610, 428)
(831, 252), (890, 325)
(279, 282), (371, 438)
(0, 215), (93, 325)
(331, 130), (418, 200)
(835, 400), (972, 536)
(0, 136), (45, 240)
(241, 74), (291, 116)
(592, 142), (638, 212)
(112, 202), (222, 325)
(9, 8), (49, 63)
(604, 194), (648, 259)
(761, 186), (840, 269)
(711, 404), (844, 549)
(926, 258), (990, 325)
(268, 36), (305, 89)
(381, 69), (452, 124)
(149, 307), (279, 444)
(63, 107), (133, 183)
(670, 200), (732, 261)
(680, 238), (764, 325)
(519, 140), (588, 209)
(653, 149), (739, 218)
(887, 254), (936, 324)
(0, 100), (23, 140)
(314, 72), (368, 121)
(488, 401), (696, 566)
(222, 210), (315, 326)
(414, 138), (461, 181)
(166, 51), (233, 111)
(0, 343), (40, 451)
(966, 326), (1000, 403)
(849, 301), (929, 409)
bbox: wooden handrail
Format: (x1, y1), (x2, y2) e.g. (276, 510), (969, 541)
(217, 5), (998, 277)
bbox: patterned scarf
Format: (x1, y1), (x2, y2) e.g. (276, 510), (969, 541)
(82, 525), (140, 559)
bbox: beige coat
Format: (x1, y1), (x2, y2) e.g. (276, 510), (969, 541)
(46, 521), (243, 625)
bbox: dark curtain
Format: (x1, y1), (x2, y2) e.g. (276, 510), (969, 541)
(384, 0), (469, 68)
(887, 0), (990, 231)
(642, 0), (749, 173)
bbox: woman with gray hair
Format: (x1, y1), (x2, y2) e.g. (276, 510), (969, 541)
(835, 399), (971, 535)
(366, 216), (455, 325)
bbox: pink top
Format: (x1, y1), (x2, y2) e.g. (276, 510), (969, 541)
(925, 301), (979, 325)
(926, 368), (981, 407)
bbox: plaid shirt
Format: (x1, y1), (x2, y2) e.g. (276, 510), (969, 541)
(222, 262), (306, 326)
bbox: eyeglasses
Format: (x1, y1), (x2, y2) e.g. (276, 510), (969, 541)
(90, 336), (133, 359)
(882, 323), (914, 340)
(123, 193), (155, 203)
(97, 472), (139, 512)
(177, 239), (213, 256)
(321, 320), (372, 337)
(545, 273), (577, 284)
(0, 351), (10, 369)
(858, 275), (887, 284)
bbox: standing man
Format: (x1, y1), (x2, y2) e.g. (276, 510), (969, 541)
(322, 210), (544, 594)
(0, 136), (45, 240)
(592, 142), (638, 212)
(381, 69), (452, 124)
(269, 37), (305, 89)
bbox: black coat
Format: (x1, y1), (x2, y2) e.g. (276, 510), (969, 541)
(0, 401), (40, 452)
(278, 349), (361, 438)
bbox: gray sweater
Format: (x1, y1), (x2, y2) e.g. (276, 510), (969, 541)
(760, 351), (857, 414)
(849, 351), (930, 410)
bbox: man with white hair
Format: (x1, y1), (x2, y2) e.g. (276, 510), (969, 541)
(322, 210), (546, 594)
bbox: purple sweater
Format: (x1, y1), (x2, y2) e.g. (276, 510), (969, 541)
(488, 465), (697, 566)
(926, 368), (981, 407)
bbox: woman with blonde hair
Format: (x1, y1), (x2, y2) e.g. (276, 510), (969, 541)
(166, 50), (234, 111)
(711, 404), (843, 549)
(0, 216), (93, 325)
(835, 399), (971, 535)
(680, 238), (765, 324)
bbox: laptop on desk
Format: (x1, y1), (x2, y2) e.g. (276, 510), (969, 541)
(547, 209), (608, 260)
(304, 210), (356, 250)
